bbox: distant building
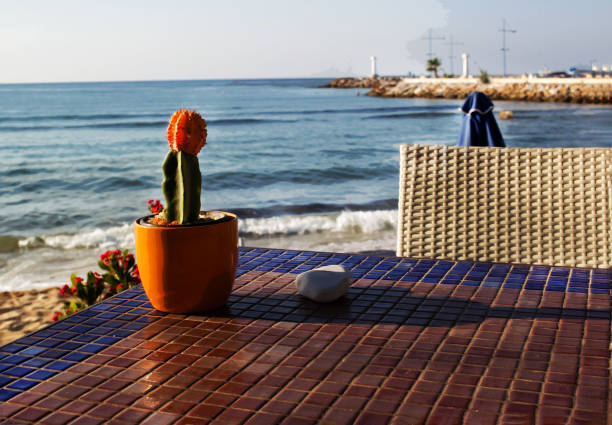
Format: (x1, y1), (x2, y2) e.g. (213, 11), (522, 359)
(539, 64), (612, 78)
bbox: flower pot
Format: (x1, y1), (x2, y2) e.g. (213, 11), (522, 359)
(134, 211), (238, 313)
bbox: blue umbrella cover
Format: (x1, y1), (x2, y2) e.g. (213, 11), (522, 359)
(458, 91), (505, 147)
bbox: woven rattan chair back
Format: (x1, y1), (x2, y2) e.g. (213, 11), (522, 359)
(397, 145), (612, 268)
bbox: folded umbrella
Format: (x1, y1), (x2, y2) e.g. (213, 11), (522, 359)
(458, 91), (505, 147)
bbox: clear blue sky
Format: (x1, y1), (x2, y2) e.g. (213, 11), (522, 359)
(1, 0), (609, 83)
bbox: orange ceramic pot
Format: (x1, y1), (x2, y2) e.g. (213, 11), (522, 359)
(134, 211), (238, 313)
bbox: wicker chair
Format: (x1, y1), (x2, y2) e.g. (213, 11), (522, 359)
(396, 144), (612, 268)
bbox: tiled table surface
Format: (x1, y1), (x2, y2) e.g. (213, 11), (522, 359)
(0, 247), (610, 425)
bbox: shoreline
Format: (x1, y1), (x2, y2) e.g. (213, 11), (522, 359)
(322, 76), (612, 104)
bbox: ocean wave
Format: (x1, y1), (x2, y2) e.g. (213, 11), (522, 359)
(206, 163), (397, 190)
(18, 223), (134, 250)
(209, 118), (298, 126)
(0, 112), (166, 123)
(228, 199), (397, 218)
(82, 176), (157, 192)
(7, 176), (155, 195)
(1, 167), (54, 177)
(239, 209), (397, 237)
(249, 104), (456, 117)
(0, 117), (298, 132)
(363, 111), (456, 119)
(0, 121), (167, 132)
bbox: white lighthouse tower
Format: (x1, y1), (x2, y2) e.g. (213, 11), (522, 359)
(370, 56), (378, 77)
(461, 53), (469, 78)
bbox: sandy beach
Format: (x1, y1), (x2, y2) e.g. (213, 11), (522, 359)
(0, 288), (64, 345)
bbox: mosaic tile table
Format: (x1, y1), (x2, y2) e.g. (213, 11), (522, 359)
(0, 247), (610, 425)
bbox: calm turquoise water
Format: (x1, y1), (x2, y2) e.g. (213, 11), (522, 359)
(1, 79), (612, 289)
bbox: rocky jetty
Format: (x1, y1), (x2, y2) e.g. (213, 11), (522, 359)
(323, 77), (612, 104)
(319, 76), (401, 89)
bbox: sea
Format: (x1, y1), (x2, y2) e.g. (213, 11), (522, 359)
(1, 78), (612, 291)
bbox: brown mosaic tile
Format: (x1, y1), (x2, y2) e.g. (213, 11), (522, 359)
(87, 403), (122, 419)
(0, 403), (23, 418)
(68, 416), (105, 425)
(38, 411), (78, 425)
(34, 396), (69, 411)
(9, 391), (45, 406)
(13, 406), (51, 422)
(140, 411), (182, 425)
(160, 400), (195, 415)
(113, 407), (151, 423)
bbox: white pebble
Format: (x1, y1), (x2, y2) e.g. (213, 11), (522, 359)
(296, 265), (350, 303)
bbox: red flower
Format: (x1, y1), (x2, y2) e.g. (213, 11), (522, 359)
(52, 312), (61, 322)
(100, 251), (111, 265)
(59, 284), (71, 297)
(147, 199), (163, 214)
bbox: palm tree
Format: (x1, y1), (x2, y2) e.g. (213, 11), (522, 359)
(426, 57), (441, 78)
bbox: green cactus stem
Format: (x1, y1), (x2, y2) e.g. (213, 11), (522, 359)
(161, 150), (202, 224)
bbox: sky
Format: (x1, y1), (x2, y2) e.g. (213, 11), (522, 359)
(0, 0), (610, 83)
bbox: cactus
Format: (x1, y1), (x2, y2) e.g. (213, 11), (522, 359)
(161, 110), (207, 224)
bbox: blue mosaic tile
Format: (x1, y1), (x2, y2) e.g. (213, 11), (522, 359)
(89, 327), (113, 336)
(50, 322), (72, 330)
(78, 344), (105, 353)
(0, 389), (20, 401)
(16, 337), (41, 345)
(22, 358), (50, 368)
(73, 334), (98, 343)
(0, 364), (11, 373)
(63, 352), (89, 362)
(95, 336), (121, 346)
(111, 329), (134, 338)
(18, 346), (46, 356)
(46, 360), (75, 371)
(110, 306), (131, 313)
(0, 344), (24, 354)
(7, 379), (38, 391)
(4, 366), (36, 377)
(26, 369), (57, 380)
(36, 339), (61, 348)
(0, 376), (13, 386)
(90, 303), (113, 311)
(122, 322), (147, 331)
(57, 342), (82, 351)
(103, 320), (124, 328)
(3, 355), (30, 365)
(40, 349), (67, 359)
(568, 288), (588, 293)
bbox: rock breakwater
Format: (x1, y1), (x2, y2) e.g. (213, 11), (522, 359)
(323, 77), (612, 104)
(319, 76), (401, 89)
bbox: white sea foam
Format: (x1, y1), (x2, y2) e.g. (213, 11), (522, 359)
(239, 209), (397, 237)
(18, 224), (134, 250)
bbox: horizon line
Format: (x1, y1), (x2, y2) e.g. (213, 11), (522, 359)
(0, 75), (355, 86)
